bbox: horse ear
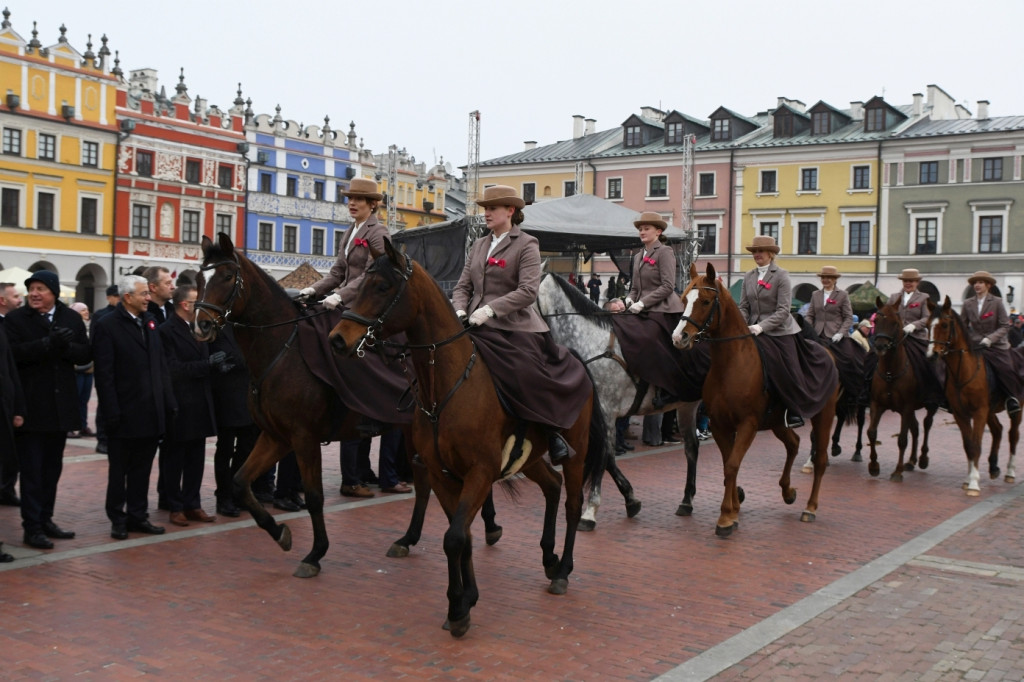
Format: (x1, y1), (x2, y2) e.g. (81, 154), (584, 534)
(927, 298), (935, 314)
(706, 261), (717, 282)
(942, 295), (951, 311)
(875, 295), (885, 309)
(201, 235), (212, 256)
(217, 231), (234, 255)
(690, 262), (699, 281)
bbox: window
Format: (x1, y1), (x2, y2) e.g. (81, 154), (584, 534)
(131, 204), (151, 238)
(849, 220), (870, 255)
(2, 128), (21, 155)
(607, 178), (622, 200)
(666, 122), (684, 144)
(258, 222), (273, 251)
(773, 113), (793, 138)
(864, 107), (885, 132)
(522, 182), (536, 204)
(37, 192), (55, 230)
(648, 175), (667, 198)
(215, 213), (232, 237)
(218, 165), (233, 189)
(185, 159), (201, 184)
(1, 188), (19, 226)
(286, 177), (298, 197)
(311, 229), (324, 256)
(625, 125), (642, 147)
(800, 168), (818, 191)
(852, 165), (871, 190)
(797, 222), (817, 254)
(283, 225), (297, 253)
(811, 111), (830, 135)
(915, 217), (937, 254)
(919, 161), (938, 184)
(711, 118), (730, 141)
(698, 173), (715, 196)
(979, 216), (1003, 253)
(564, 181), (576, 197)
(182, 210), (200, 243)
(314, 180), (324, 200)
(697, 224), (716, 254)
(260, 173), (272, 194)
(38, 133), (56, 161)
(759, 222), (779, 242)
(334, 230), (345, 256)
(982, 158), (1003, 181)
(136, 150), (153, 177)
(82, 141), (99, 167)
(760, 170), (777, 193)
(336, 185), (346, 203)
(80, 197), (98, 234)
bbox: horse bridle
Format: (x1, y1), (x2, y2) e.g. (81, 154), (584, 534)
(339, 255), (414, 358)
(196, 252), (245, 331)
(677, 286), (720, 342)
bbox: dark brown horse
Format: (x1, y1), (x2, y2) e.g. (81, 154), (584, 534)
(865, 297), (937, 482)
(671, 262), (839, 537)
(927, 296), (1019, 493)
(328, 240), (606, 638)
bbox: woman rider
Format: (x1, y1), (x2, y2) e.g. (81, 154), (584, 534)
(451, 185), (590, 463)
(960, 270), (1022, 416)
(804, 265), (867, 405)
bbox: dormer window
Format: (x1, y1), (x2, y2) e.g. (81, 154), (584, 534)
(625, 125), (642, 147)
(773, 112), (793, 138)
(666, 121), (684, 145)
(864, 107), (885, 132)
(812, 111), (830, 135)
(711, 118), (731, 141)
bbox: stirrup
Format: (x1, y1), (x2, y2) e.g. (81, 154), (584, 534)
(652, 388), (679, 409)
(1007, 397), (1022, 416)
(548, 432), (571, 465)
(784, 410), (804, 429)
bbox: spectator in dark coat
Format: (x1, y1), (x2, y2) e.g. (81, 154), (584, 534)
(0, 324), (25, 561)
(587, 274), (602, 305)
(0, 281), (23, 506)
(92, 284), (120, 323)
(209, 324), (257, 517)
(92, 275), (177, 539)
(6, 270), (90, 549)
(158, 284), (219, 526)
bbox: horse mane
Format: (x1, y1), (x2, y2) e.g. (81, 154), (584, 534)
(203, 239), (301, 313)
(548, 273), (612, 330)
(372, 249), (458, 318)
(941, 304), (972, 350)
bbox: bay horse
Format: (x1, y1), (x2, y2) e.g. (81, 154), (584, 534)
(927, 296), (1019, 494)
(671, 262), (839, 536)
(537, 272), (706, 522)
(865, 297), (937, 482)
(328, 239), (607, 638)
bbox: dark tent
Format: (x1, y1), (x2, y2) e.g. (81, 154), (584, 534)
(847, 281), (886, 315)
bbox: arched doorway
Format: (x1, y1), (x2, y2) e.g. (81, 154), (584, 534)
(75, 263), (108, 312)
(918, 280), (941, 304)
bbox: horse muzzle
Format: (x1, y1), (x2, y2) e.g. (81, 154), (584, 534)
(194, 316), (217, 342)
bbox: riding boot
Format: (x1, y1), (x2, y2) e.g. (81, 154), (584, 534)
(547, 431), (572, 465)
(356, 417), (384, 438)
(784, 409), (804, 429)
(652, 387), (679, 409)
(1007, 397), (1021, 416)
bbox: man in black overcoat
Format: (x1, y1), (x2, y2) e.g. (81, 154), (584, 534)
(209, 324), (258, 517)
(0, 324), (25, 561)
(5, 271), (89, 549)
(92, 276), (177, 539)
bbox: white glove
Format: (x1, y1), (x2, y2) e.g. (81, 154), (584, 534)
(749, 324), (763, 336)
(628, 301), (645, 314)
(831, 332), (844, 343)
(299, 287), (317, 298)
(623, 298), (634, 308)
(468, 305), (495, 326)
(455, 310), (467, 321)
(981, 337), (992, 347)
(323, 293), (343, 310)
(902, 323), (915, 335)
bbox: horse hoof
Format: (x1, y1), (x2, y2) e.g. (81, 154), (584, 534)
(675, 503), (693, 517)
(485, 527), (503, 545)
(276, 524), (292, 552)
(578, 519), (596, 532)
(801, 464), (813, 474)
(831, 444), (842, 457)
(715, 523), (737, 538)
(800, 511), (816, 523)
(1005, 475), (1015, 484)
(918, 456), (929, 470)
(293, 562), (320, 579)
(447, 615), (471, 638)
(989, 467), (1001, 480)
(890, 473), (903, 483)
(851, 451), (863, 463)
(966, 488), (980, 497)
(868, 463), (880, 477)
(738, 487), (746, 504)
(548, 578), (569, 596)
(544, 559), (560, 581)
(783, 489), (797, 505)
(904, 463), (915, 472)
(626, 499), (642, 518)
(386, 543), (410, 558)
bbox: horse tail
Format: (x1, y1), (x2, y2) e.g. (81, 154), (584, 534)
(572, 349), (609, 495)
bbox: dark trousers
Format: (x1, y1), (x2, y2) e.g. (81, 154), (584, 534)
(0, 438), (17, 498)
(105, 436), (159, 525)
(75, 371), (93, 431)
(275, 452), (302, 497)
(214, 423), (259, 502)
(159, 438), (206, 512)
(95, 403), (107, 449)
(15, 431), (66, 534)
(615, 416), (629, 449)
(661, 409), (678, 442)
(377, 429), (405, 489)
(340, 437), (371, 486)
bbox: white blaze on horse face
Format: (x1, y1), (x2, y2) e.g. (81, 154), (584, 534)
(926, 317), (938, 357)
(673, 289), (699, 347)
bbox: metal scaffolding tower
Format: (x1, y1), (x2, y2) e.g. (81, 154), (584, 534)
(680, 133), (695, 232)
(674, 133), (702, 290)
(574, 161), (585, 195)
(466, 110), (481, 215)
(386, 144), (398, 234)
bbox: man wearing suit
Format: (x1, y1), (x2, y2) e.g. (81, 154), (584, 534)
(92, 275), (177, 539)
(5, 271), (89, 549)
(143, 266), (175, 323)
(0, 323), (25, 561)
(0, 281), (23, 506)
(209, 324), (256, 517)
(158, 284), (219, 526)
(90, 284), (122, 455)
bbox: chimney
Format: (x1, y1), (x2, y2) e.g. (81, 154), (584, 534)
(194, 96), (208, 120)
(584, 118), (596, 136)
(849, 101), (864, 120)
(524, 140), (537, 151)
(912, 93), (923, 116)
(977, 100), (990, 120)
(572, 114), (585, 139)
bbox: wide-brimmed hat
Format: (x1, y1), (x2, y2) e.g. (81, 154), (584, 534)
(968, 270), (996, 286)
(817, 265), (842, 279)
(475, 185), (525, 209)
(897, 268), (921, 281)
(25, 270), (61, 298)
(633, 211), (667, 230)
(340, 177), (383, 200)
(745, 235), (780, 254)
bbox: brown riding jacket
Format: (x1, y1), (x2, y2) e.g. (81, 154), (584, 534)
(886, 290), (931, 341)
(738, 263), (801, 336)
(312, 214), (389, 306)
(627, 241), (684, 313)
(962, 294), (1011, 349)
(805, 288), (853, 337)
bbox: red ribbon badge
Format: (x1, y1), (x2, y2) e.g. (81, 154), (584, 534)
(908, 302), (920, 309)
(487, 257), (506, 268)
(981, 311), (994, 319)
(757, 279), (772, 290)
(827, 298), (837, 305)
(351, 238), (369, 248)
(643, 257), (656, 265)
(147, 320), (156, 330)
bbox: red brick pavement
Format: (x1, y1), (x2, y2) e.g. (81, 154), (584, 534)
(0, 411), (1021, 680)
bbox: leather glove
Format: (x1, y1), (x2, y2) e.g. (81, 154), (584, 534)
(323, 293), (342, 310)
(748, 324), (763, 336)
(468, 305), (495, 326)
(981, 337), (992, 347)
(50, 326), (75, 348)
(628, 301), (645, 314)
(623, 298), (634, 308)
(299, 287), (317, 298)
(455, 310), (467, 320)
(902, 323), (915, 335)
(831, 332), (844, 343)
(209, 350), (227, 366)
(218, 362), (236, 374)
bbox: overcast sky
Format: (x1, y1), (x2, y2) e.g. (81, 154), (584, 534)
(22, 0), (1024, 171)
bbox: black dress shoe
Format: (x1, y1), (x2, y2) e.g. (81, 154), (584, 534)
(23, 532), (54, 550)
(290, 492), (307, 509)
(253, 488), (274, 504)
(126, 520), (165, 535)
(42, 522), (75, 539)
(111, 524), (128, 540)
(0, 489), (20, 506)
(272, 496), (301, 512)
(95, 442), (108, 454)
(216, 502), (241, 518)
(0, 542), (13, 562)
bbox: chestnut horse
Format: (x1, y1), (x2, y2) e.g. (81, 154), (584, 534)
(927, 296), (1019, 494)
(328, 240), (606, 638)
(671, 262), (839, 537)
(865, 297), (937, 482)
